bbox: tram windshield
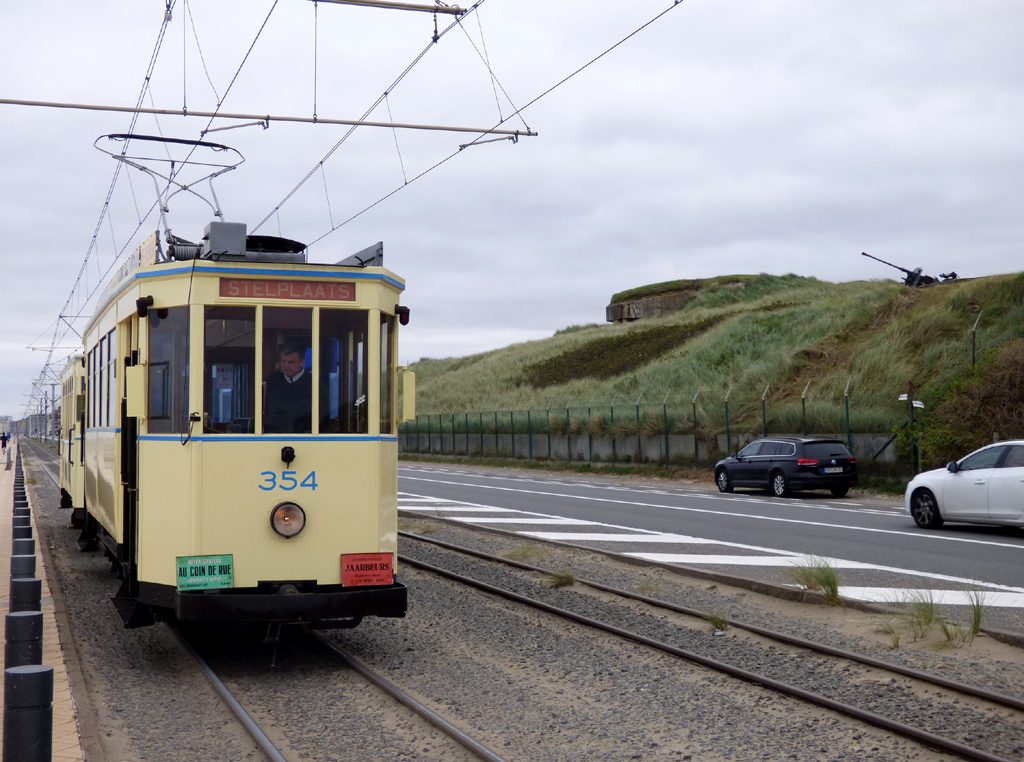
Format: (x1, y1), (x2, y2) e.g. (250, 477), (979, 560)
(148, 307), (190, 434)
(188, 305), (381, 436)
(320, 309), (369, 434)
(204, 306), (256, 433)
(263, 307), (314, 434)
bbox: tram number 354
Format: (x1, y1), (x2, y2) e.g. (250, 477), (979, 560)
(258, 471), (318, 491)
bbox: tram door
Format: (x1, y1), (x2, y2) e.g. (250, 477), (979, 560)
(115, 313), (151, 626)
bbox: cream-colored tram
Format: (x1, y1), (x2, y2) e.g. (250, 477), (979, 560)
(58, 354), (86, 527)
(78, 222), (414, 629)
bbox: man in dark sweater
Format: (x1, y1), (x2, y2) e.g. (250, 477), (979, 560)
(264, 344), (313, 433)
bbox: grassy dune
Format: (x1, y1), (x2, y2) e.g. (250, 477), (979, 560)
(410, 272), (1024, 468)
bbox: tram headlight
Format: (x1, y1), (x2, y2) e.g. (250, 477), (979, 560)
(270, 502), (306, 538)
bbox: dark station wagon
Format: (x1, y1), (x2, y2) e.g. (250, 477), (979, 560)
(714, 437), (858, 498)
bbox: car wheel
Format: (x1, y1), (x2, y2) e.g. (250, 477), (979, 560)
(716, 468), (733, 493)
(829, 486), (849, 498)
(771, 471), (790, 498)
(911, 489), (943, 529)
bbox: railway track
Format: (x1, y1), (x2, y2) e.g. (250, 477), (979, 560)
(20, 439), (509, 762)
(398, 527), (1024, 762)
(174, 623), (514, 762)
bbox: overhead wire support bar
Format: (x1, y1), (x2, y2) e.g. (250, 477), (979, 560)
(307, 0), (465, 14)
(0, 98), (537, 137)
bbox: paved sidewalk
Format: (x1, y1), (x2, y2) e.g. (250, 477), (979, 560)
(1, 442), (84, 761)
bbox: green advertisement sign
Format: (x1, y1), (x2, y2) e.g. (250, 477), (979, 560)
(176, 554), (234, 591)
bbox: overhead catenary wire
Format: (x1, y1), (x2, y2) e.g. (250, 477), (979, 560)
(302, 0), (686, 248)
(252, 0), (497, 234)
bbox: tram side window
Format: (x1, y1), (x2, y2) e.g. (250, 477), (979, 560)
(320, 309), (368, 434)
(380, 314), (395, 434)
(98, 337), (106, 427)
(204, 306), (256, 433)
(262, 307), (313, 434)
(148, 307), (190, 434)
(87, 348), (96, 427)
(105, 330), (117, 426)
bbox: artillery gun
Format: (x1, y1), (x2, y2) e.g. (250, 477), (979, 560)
(861, 252), (958, 287)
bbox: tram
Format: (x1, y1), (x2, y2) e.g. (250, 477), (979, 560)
(66, 221), (414, 629)
(58, 353), (86, 527)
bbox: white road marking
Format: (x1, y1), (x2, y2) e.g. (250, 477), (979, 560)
(625, 553), (875, 568)
(523, 532), (723, 544)
(838, 588), (1024, 608)
(397, 489), (1024, 603)
(399, 474), (1024, 551)
(445, 517), (595, 525)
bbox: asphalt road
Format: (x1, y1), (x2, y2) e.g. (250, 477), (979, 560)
(397, 464), (1024, 617)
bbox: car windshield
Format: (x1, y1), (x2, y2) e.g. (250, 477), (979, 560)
(803, 442), (852, 459)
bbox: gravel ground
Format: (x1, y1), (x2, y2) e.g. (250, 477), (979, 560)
(18, 444), (1024, 762)
(390, 520), (1024, 761)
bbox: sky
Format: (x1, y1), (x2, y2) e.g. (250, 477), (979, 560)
(2, 0), (1022, 420)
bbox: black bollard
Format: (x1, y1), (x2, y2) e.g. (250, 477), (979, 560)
(12, 526), (32, 541)
(13, 507), (29, 518)
(12, 517), (31, 530)
(11, 555), (35, 578)
(3, 665), (54, 762)
(5, 612), (43, 669)
(12, 537), (35, 557)
(9, 578), (42, 613)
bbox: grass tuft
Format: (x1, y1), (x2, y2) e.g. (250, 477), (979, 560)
(790, 556), (842, 605)
(965, 589), (987, 643)
(873, 617), (902, 649)
(543, 569), (576, 588)
(705, 610), (730, 633)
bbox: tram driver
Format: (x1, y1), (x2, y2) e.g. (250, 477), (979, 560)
(264, 344), (313, 433)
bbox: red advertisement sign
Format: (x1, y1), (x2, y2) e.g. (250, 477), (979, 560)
(220, 278), (355, 301)
(341, 553), (394, 587)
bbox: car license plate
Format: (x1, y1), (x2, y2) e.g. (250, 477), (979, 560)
(823, 466), (843, 474)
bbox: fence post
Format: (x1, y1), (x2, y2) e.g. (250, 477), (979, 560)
(844, 378), (852, 448)
(662, 391), (670, 464)
(692, 387), (701, 460)
(610, 393), (618, 463)
(479, 412), (484, 455)
(635, 390), (644, 463)
(725, 387), (731, 456)
(971, 308), (983, 366)
(546, 397), (553, 459)
(510, 410), (515, 458)
(801, 380), (811, 437)
(527, 409), (533, 460)
(565, 399), (573, 461)
(761, 384), (770, 438)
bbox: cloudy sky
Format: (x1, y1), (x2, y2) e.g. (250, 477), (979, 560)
(2, 0), (1022, 420)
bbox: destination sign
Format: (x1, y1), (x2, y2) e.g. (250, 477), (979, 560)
(220, 278), (355, 301)
(341, 553), (393, 587)
(176, 554), (234, 591)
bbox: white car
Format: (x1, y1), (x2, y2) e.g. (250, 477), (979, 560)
(905, 440), (1024, 529)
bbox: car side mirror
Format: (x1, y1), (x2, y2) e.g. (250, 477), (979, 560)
(730, 452), (738, 459)
(946, 461), (959, 473)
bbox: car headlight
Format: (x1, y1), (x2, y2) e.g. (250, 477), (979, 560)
(270, 502), (306, 538)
